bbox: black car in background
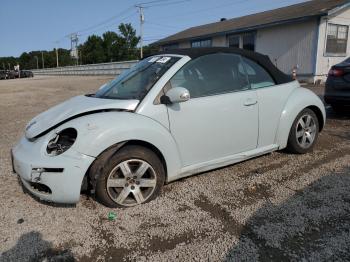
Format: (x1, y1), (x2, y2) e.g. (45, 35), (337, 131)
(20, 70), (34, 78)
(6, 70), (16, 79)
(0, 69), (34, 79)
(0, 70), (6, 79)
(325, 58), (350, 111)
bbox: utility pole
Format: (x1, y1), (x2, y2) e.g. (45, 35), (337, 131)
(34, 56), (39, 69)
(70, 33), (79, 65)
(55, 41), (59, 67)
(41, 51), (45, 69)
(79, 50), (82, 65)
(136, 5), (145, 59)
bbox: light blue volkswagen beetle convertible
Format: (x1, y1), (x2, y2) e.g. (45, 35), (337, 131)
(12, 48), (326, 207)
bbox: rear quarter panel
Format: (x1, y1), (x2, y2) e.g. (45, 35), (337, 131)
(256, 81), (298, 147)
(275, 87), (326, 149)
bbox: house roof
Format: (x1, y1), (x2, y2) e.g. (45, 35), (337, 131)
(155, 0), (350, 45)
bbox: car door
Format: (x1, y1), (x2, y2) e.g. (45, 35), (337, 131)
(240, 57), (296, 148)
(166, 53), (259, 167)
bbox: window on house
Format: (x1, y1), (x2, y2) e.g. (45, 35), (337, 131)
(326, 23), (348, 55)
(191, 39), (212, 48)
(242, 33), (255, 51)
(228, 35), (240, 48)
(227, 32), (255, 50)
(163, 43), (179, 50)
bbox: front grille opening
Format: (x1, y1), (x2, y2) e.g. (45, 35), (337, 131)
(29, 182), (52, 194)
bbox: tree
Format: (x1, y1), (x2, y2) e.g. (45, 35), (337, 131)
(0, 56), (18, 70)
(57, 49), (75, 67)
(102, 31), (119, 62)
(0, 22), (142, 68)
(117, 23), (140, 60)
(80, 35), (106, 64)
(19, 52), (32, 69)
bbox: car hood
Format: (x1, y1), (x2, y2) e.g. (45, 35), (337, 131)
(25, 95), (139, 139)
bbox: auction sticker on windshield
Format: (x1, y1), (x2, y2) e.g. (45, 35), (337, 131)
(148, 57), (160, 63)
(156, 57), (171, 63)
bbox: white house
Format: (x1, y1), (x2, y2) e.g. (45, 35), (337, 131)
(155, 0), (350, 83)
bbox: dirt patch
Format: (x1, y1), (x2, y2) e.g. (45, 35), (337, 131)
(195, 195), (243, 237)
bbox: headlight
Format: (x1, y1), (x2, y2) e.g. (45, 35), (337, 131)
(46, 128), (77, 156)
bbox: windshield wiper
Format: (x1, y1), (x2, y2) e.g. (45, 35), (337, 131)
(98, 95), (139, 100)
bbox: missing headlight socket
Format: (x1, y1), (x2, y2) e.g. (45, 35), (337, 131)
(46, 128), (77, 156)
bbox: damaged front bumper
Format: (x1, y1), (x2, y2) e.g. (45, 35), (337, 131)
(12, 136), (95, 204)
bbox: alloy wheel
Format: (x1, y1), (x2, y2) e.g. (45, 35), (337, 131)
(106, 159), (157, 207)
(295, 114), (317, 149)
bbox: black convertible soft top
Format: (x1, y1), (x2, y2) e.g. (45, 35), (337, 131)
(156, 47), (293, 85)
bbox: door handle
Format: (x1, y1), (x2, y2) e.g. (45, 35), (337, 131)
(244, 99), (258, 106)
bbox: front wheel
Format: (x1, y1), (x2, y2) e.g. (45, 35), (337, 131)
(286, 108), (319, 154)
(93, 145), (165, 208)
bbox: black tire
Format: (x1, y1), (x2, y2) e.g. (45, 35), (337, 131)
(92, 145), (165, 208)
(286, 108), (319, 154)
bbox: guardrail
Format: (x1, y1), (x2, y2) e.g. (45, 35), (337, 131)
(31, 60), (138, 76)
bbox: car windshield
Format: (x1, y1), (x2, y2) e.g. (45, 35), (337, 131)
(95, 56), (180, 100)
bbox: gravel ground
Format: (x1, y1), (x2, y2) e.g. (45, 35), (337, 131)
(0, 76), (349, 262)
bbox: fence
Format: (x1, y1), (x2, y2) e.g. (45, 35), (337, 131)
(31, 60), (138, 76)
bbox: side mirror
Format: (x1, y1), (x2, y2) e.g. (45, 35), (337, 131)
(163, 87), (190, 104)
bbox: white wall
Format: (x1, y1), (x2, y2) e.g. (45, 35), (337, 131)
(212, 35), (227, 47)
(315, 7), (350, 81)
(255, 19), (318, 79)
(179, 41), (191, 48)
(163, 9), (350, 83)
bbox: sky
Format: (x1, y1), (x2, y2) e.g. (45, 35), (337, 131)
(0, 0), (307, 57)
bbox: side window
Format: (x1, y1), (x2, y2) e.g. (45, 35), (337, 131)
(241, 57), (275, 89)
(170, 53), (249, 98)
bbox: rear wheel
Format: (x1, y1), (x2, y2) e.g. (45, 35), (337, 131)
(93, 145), (165, 208)
(287, 108), (319, 154)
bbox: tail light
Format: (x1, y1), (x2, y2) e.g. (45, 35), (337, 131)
(328, 68), (344, 77)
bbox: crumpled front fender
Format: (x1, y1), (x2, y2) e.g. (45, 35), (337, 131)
(54, 111), (183, 181)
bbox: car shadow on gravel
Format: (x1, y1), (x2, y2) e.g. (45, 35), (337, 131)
(0, 231), (75, 262)
(225, 170), (350, 261)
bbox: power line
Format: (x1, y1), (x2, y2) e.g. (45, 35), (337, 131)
(148, 0), (248, 21)
(145, 0), (297, 45)
(56, 0), (191, 50)
(75, 7), (135, 34)
(136, 0), (185, 6)
(134, 0), (192, 58)
(78, 11), (138, 37)
(54, 6), (136, 43)
(145, 21), (182, 29)
(143, 0), (191, 8)
(148, 0), (298, 22)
